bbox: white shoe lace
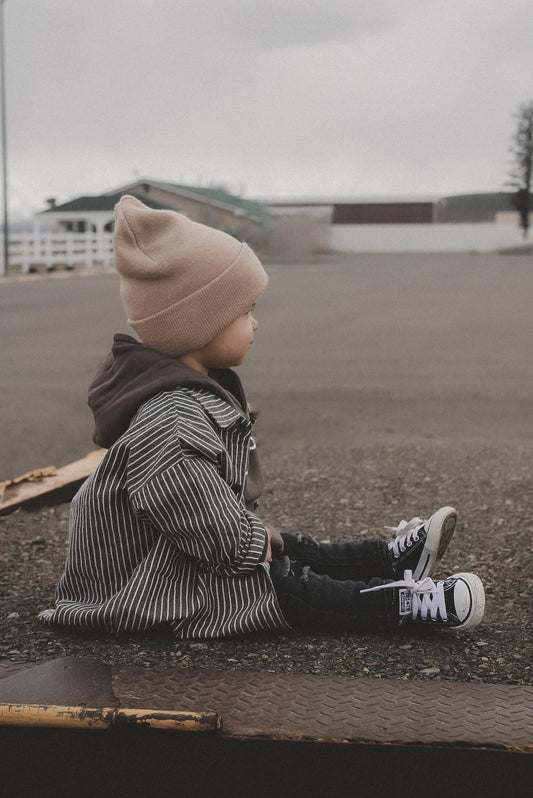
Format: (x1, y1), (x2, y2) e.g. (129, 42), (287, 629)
(361, 570), (448, 622)
(386, 517), (425, 558)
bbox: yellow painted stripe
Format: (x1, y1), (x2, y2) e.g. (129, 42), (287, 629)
(0, 704), (221, 733)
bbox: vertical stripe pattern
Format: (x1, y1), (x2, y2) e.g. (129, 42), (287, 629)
(39, 388), (288, 639)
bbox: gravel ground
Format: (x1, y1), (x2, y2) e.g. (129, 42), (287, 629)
(1, 439), (531, 685)
(1, 254), (532, 685)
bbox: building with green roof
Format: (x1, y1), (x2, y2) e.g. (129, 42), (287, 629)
(35, 179), (270, 249)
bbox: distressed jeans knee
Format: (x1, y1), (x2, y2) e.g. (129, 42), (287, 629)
(269, 556), (391, 632)
(280, 532), (392, 581)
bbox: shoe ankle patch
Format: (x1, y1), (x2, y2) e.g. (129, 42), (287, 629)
(399, 588), (412, 616)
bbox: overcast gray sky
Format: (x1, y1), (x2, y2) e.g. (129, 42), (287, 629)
(4, 0), (532, 218)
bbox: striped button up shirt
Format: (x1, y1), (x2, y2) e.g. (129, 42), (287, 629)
(40, 387), (288, 638)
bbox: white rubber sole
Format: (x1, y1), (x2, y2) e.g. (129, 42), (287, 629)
(449, 572), (486, 630)
(413, 506), (457, 580)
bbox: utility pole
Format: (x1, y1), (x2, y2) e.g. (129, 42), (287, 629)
(0, 0), (8, 277)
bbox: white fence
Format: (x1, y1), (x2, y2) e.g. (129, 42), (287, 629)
(1, 224), (529, 276)
(1, 232), (114, 275)
(330, 222), (528, 253)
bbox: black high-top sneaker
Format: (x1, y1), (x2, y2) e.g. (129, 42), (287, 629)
(387, 506), (457, 580)
(362, 569), (485, 630)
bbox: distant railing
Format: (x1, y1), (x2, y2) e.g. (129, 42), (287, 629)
(0, 232), (114, 275)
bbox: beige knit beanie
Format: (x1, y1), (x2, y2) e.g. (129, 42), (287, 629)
(113, 195), (268, 356)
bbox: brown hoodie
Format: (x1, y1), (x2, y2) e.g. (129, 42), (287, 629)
(88, 334), (264, 509)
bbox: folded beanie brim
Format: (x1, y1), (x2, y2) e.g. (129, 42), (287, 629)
(128, 242), (267, 357)
(113, 196), (269, 357)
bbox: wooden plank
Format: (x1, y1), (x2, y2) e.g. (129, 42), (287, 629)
(0, 450), (106, 516)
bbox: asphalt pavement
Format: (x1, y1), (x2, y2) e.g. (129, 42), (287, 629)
(1, 251), (531, 478)
(1, 253), (531, 685)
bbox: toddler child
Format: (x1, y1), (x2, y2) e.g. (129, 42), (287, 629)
(40, 196), (485, 638)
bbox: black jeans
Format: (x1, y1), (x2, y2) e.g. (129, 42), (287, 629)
(269, 533), (395, 632)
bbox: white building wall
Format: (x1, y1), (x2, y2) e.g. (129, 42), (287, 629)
(495, 211), (532, 225)
(331, 223), (528, 253)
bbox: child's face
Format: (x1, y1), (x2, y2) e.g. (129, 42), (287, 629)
(183, 308), (259, 373)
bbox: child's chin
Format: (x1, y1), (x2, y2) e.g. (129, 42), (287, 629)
(234, 352), (249, 366)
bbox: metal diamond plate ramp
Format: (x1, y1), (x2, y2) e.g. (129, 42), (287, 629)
(113, 666), (533, 751)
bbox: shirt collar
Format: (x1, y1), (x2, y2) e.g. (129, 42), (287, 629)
(187, 388), (252, 431)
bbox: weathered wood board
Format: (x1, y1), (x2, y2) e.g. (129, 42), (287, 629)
(0, 450), (106, 516)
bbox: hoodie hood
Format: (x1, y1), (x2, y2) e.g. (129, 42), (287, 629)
(89, 334), (251, 448)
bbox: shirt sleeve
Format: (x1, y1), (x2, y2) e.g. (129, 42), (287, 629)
(127, 428), (268, 577)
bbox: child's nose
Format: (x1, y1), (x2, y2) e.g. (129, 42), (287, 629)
(251, 315), (259, 331)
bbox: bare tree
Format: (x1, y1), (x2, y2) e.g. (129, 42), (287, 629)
(508, 101), (533, 238)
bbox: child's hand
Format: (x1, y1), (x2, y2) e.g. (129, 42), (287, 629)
(263, 528), (272, 563)
(266, 525), (284, 552)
